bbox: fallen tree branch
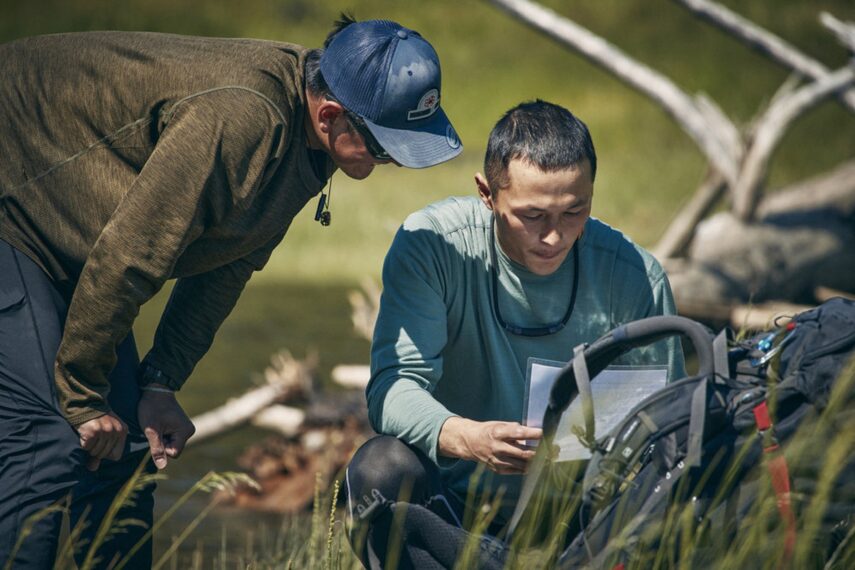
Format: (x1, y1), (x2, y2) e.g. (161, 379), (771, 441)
(188, 350), (316, 446)
(332, 364), (371, 390)
(820, 12), (855, 53)
(654, 170), (727, 260)
(730, 302), (813, 330)
(332, 278), (380, 391)
(815, 286), (855, 302)
(757, 159), (855, 217)
(348, 277), (381, 342)
(675, 0), (855, 113)
(732, 64), (855, 221)
(250, 405), (305, 438)
(488, 0), (739, 185)
(676, 298), (813, 330)
(665, 159), (855, 253)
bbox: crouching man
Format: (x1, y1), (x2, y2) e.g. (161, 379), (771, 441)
(345, 100), (685, 568)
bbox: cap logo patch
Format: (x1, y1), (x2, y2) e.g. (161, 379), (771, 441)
(407, 88), (439, 121)
(445, 125), (460, 149)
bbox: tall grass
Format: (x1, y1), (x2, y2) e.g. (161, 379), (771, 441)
(337, 353), (853, 569)
(18, 355), (850, 569)
(287, 354), (848, 569)
(8, 462), (259, 570)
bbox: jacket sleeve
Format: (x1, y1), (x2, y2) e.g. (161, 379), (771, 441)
(56, 89), (288, 427)
(366, 219), (459, 465)
(139, 235), (283, 390)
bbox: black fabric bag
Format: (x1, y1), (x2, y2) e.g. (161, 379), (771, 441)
(510, 297), (855, 569)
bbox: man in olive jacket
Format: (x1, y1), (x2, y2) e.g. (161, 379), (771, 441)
(0, 17), (461, 568)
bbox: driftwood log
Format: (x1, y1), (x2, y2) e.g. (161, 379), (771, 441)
(188, 350), (316, 446)
(188, 347), (373, 513)
(489, 0), (855, 323)
(666, 160), (855, 320)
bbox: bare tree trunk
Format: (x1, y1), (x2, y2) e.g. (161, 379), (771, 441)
(487, 0), (740, 185)
(674, 0), (855, 113)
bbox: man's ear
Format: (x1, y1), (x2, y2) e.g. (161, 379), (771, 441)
(316, 100), (345, 134)
(475, 173), (494, 210)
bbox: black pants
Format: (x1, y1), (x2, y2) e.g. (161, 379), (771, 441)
(0, 240), (155, 569)
(344, 436), (508, 570)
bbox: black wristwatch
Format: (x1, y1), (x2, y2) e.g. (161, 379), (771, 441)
(137, 362), (181, 391)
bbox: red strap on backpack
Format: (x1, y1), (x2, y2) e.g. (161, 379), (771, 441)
(753, 401), (796, 561)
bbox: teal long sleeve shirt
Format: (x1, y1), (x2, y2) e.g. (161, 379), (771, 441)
(367, 196), (685, 519)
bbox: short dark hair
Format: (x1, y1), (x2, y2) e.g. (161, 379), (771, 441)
(305, 13), (358, 98)
(484, 100), (597, 190)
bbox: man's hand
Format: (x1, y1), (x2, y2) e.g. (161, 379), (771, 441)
(77, 412), (128, 471)
(438, 417), (543, 475)
(137, 385), (195, 469)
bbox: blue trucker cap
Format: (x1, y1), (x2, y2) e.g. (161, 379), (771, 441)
(320, 20), (462, 168)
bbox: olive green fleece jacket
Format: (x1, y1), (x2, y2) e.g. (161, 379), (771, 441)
(0, 31), (334, 427)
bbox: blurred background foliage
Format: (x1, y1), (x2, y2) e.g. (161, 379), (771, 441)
(3, 0), (854, 283)
(4, 1), (853, 562)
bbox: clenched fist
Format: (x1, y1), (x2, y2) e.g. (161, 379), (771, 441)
(77, 412), (128, 471)
(137, 386), (195, 469)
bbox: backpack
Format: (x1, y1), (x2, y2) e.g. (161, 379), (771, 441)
(509, 297), (855, 569)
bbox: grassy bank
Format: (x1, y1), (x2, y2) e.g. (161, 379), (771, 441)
(29, 356), (854, 568)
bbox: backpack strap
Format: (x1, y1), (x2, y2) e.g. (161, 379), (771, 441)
(686, 328), (731, 468)
(572, 343), (595, 447)
(685, 380), (709, 469)
(753, 401), (797, 560)
(545, 316), (715, 440)
(507, 343), (593, 539)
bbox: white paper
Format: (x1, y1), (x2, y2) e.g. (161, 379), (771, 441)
(524, 359), (667, 462)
